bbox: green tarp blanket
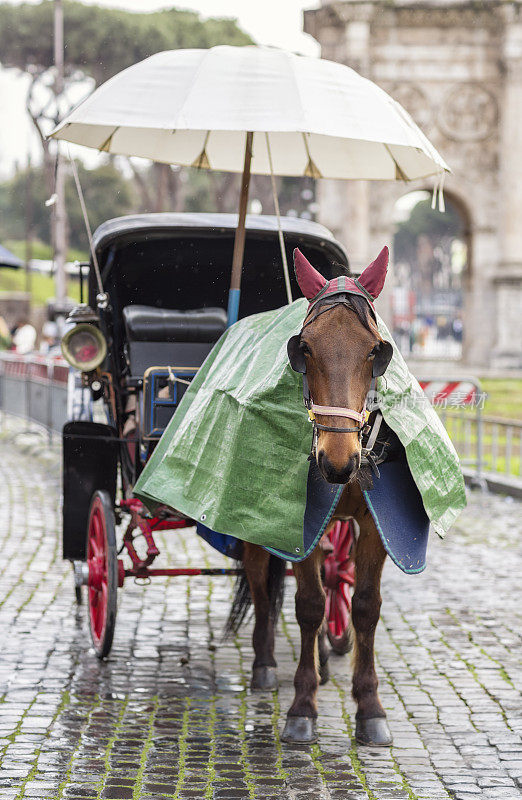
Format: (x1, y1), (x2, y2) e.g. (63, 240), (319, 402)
(134, 299), (466, 556)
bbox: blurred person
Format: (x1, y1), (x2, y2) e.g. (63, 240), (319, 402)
(11, 318), (37, 355)
(453, 316), (463, 342)
(39, 320), (60, 355)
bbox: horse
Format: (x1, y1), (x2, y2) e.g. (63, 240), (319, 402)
(226, 246), (395, 747)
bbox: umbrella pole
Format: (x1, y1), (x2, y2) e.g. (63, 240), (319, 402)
(227, 131), (253, 326)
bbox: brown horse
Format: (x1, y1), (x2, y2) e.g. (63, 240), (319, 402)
(226, 248), (395, 747)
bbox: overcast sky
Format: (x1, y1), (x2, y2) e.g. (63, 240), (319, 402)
(0, 0), (321, 177)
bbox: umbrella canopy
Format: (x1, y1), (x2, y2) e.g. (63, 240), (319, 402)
(0, 244), (22, 269)
(51, 45), (449, 324)
(51, 45), (447, 181)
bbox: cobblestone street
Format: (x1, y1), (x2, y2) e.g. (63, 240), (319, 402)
(1, 431), (522, 800)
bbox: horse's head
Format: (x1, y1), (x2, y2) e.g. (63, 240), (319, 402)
(288, 247), (393, 484)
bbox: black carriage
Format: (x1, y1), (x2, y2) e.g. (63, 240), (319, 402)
(62, 212), (355, 657)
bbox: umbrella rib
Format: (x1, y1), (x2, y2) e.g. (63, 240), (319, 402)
(175, 49), (216, 129)
(99, 127), (119, 153)
(384, 144), (409, 182)
(302, 133), (322, 179)
(191, 131), (211, 169)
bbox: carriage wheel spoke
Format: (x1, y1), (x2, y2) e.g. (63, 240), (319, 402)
(324, 521), (354, 652)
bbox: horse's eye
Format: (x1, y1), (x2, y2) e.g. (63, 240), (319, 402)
(301, 342), (311, 357)
(368, 346), (377, 361)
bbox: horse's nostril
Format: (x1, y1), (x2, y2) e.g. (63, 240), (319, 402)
(318, 452), (360, 484)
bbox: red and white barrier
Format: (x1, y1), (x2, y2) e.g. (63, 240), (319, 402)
(418, 379), (480, 407)
(0, 352), (68, 385)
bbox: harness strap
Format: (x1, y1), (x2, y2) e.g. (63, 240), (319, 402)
(311, 404), (365, 424)
(362, 409), (383, 453)
(314, 421), (362, 433)
(297, 300), (380, 456)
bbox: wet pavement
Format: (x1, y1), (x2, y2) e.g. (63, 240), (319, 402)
(1, 430), (522, 799)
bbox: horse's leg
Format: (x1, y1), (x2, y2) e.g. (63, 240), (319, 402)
(351, 501), (392, 746)
(281, 546), (324, 743)
(242, 542), (278, 691)
(317, 620), (330, 685)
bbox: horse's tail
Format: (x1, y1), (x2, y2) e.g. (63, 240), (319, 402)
(224, 554), (286, 637)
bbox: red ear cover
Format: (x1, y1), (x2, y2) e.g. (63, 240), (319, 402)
(358, 246), (389, 300)
(293, 248), (328, 300)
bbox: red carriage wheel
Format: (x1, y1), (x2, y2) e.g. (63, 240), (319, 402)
(86, 491), (118, 659)
(323, 520), (355, 655)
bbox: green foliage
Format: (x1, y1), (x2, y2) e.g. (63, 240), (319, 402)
(0, 266), (80, 304)
(0, 161), (135, 252)
(3, 239), (87, 263)
(0, 1), (252, 84)
(0, 0), (254, 271)
(394, 198), (463, 265)
(65, 161), (136, 250)
(479, 379), (522, 421)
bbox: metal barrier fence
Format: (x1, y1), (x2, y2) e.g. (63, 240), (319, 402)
(441, 410), (521, 482)
(419, 376), (521, 487)
(0, 352), (69, 438)
(0, 355), (520, 487)
(418, 377), (485, 482)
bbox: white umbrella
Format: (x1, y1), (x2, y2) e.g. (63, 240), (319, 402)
(51, 46), (448, 321)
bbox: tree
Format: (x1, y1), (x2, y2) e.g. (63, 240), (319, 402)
(0, 160), (136, 253)
(0, 1), (252, 184)
(394, 198), (465, 294)
(0, 1), (253, 273)
(0, 1), (252, 84)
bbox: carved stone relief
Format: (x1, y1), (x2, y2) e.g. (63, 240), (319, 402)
(438, 83), (499, 142)
(386, 84), (433, 132)
(306, 0), (519, 366)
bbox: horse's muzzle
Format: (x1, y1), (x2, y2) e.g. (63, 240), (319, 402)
(318, 451), (361, 484)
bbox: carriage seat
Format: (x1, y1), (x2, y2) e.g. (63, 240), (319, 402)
(123, 305), (227, 344)
(123, 305), (227, 376)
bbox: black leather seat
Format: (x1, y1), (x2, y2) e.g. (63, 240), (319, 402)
(123, 305), (227, 343)
(122, 305), (227, 377)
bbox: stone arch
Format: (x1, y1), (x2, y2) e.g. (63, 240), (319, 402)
(307, 0), (522, 368)
(383, 186), (472, 360)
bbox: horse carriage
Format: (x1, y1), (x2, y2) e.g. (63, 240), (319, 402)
(55, 46), (465, 747)
(62, 211), (355, 661)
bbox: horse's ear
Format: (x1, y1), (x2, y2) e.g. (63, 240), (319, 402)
(294, 248), (328, 300)
(287, 335), (306, 373)
(371, 340), (393, 377)
(358, 246), (389, 300)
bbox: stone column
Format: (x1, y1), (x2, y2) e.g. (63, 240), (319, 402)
(494, 12), (522, 367)
(462, 228), (498, 367)
(317, 180), (370, 273)
(315, 6), (374, 276)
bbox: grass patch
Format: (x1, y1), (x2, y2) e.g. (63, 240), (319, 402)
(441, 411), (521, 476)
(479, 379), (522, 421)
(0, 265), (80, 306)
(4, 239), (88, 264)
(436, 379), (521, 477)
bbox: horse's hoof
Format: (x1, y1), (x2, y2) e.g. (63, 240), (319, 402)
(355, 716), (393, 747)
(281, 716), (318, 744)
(250, 666), (278, 691)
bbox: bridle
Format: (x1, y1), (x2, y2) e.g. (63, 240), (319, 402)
(287, 295), (393, 463)
(299, 301), (370, 437)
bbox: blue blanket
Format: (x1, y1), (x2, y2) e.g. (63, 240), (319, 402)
(197, 449), (429, 575)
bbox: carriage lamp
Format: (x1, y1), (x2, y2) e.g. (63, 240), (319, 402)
(61, 304), (107, 372)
